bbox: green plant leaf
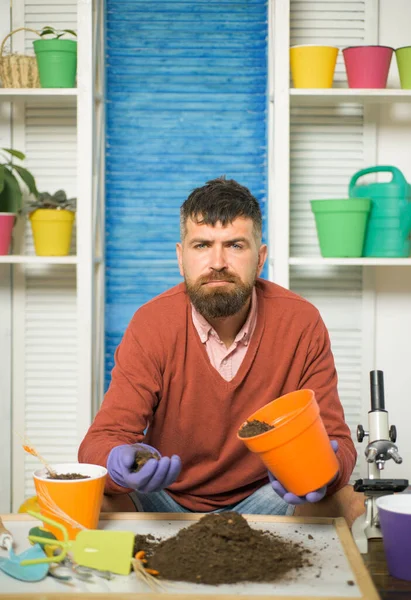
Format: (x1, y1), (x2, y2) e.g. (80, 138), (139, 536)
(0, 165), (5, 195)
(0, 169), (23, 213)
(1, 148), (25, 160)
(54, 190), (67, 203)
(38, 192), (52, 203)
(12, 165), (38, 197)
(40, 26), (56, 37)
(63, 29), (77, 37)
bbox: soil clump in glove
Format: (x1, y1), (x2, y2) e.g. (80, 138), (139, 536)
(132, 449), (160, 472)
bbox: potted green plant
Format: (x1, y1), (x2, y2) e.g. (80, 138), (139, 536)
(24, 190), (76, 256)
(33, 26), (77, 88)
(0, 148), (38, 255)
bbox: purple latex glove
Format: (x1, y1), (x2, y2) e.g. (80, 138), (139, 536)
(107, 443), (182, 493)
(269, 440), (339, 505)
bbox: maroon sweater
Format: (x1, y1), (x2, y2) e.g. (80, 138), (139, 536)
(78, 279), (356, 511)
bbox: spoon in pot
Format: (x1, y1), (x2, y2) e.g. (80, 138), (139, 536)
(21, 436), (57, 478)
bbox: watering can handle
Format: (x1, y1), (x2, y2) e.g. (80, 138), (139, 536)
(349, 166), (405, 195)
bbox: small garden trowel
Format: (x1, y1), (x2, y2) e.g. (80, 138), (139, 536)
(0, 516), (49, 582)
(22, 510), (135, 575)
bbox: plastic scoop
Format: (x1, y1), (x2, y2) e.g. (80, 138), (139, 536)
(23, 511), (135, 575)
(21, 436), (57, 478)
(0, 516), (49, 582)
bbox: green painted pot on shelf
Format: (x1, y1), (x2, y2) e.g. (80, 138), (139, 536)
(310, 198), (371, 258)
(33, 39), (77, 88)
(396, 46), (411, 89)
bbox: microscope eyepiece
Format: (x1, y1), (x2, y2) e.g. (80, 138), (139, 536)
(370, 370), (385, 411)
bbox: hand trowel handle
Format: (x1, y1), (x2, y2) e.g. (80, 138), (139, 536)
(0, 516), (13, 551)
(20, 510), (70, 566)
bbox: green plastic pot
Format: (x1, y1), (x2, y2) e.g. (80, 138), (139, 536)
(33, 39), (77, 88)
(396, 47), (411, 90)
(311, 198), (371, 257)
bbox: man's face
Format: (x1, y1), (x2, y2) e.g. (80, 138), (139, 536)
(176, 217), (267, 320)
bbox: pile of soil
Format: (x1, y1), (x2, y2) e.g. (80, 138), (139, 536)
(134, 512), (312, 585)
(132, 449), (160, 473)
(238, 419), (274, 438)
(47, 473), (90, 480)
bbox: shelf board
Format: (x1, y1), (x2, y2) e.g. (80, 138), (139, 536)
(0, 255), (78, 265)
(0, 88), (77, 103)
(289, 257), (411, 266)
(290, 88), (411, 105)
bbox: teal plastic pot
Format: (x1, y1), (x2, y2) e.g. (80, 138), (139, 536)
(311, 198), (371, 257)
(33, 39), (77, 88)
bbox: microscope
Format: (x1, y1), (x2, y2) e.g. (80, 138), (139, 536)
(352, 370), (409, 554)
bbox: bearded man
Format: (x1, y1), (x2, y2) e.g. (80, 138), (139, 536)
(78, 177), (357, 516)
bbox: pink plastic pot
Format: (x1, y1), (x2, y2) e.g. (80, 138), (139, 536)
(0, 213), (15, 255)
(343, 45), (393, 88)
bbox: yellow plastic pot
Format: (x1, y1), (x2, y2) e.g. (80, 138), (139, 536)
(29, 209), (74, 256)
(290, 45), (339, 88)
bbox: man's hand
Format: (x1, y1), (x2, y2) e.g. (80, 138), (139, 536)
(269, 440), (339, 505)
(107, 443), (182, 492)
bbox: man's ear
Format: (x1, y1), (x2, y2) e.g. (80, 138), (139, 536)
(257, 244), (268, 276)
(176, 242), (184, 277)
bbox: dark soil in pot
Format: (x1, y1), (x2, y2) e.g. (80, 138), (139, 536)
(47, 473), (90, 480)
(238, 419), (275, 438)
(134, 512), (312, 585)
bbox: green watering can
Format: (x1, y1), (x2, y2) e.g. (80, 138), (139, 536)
(349, 166), (411, 257)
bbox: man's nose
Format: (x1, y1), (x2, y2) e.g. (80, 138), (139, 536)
(209, 246), (227, 271)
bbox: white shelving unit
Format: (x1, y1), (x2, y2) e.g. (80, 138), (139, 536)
(271, 0), (411, 288)
(0, 256), (78, 264)
(289, 258), (411, 266)
(290, 88), (411, 106)
(0, 0), (105, 512)
(0, 88), (77, 102)
(269, 0), (411, 482)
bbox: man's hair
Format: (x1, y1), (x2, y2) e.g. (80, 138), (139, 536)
(180, 176), (263, 243)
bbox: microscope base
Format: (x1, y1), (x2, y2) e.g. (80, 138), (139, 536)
(351, 510), (382, 554)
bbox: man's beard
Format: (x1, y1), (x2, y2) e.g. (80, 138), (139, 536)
(185, 270), (256, 320)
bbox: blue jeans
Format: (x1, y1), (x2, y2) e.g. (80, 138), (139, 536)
(130, 483), (295, 516)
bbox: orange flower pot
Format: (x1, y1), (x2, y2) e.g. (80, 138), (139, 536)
(33, 463), (107, 540)
(237, 389), (339, 496)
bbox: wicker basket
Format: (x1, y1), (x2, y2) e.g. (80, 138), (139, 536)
(0, 27), (40, 88)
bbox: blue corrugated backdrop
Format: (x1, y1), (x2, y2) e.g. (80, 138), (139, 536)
(105, 0), (268, 388)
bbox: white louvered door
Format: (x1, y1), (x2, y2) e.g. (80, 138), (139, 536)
(273, 0), (376, 481)
(6, 0), (104, 509)
(11, 0), (78, 504)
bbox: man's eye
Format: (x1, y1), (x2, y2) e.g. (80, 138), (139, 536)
(194, 243), (207, 249)
(231, 243), (243, 250)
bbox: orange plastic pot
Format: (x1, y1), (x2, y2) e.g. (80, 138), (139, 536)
(237, 389), (339, 496)
(33, 463), (107, 540)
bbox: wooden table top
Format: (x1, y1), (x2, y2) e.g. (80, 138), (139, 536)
(364, 539), (411, 600)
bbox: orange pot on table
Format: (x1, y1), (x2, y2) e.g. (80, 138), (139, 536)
(237, 389), (338, 496)
(33, 463), (107, 540)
